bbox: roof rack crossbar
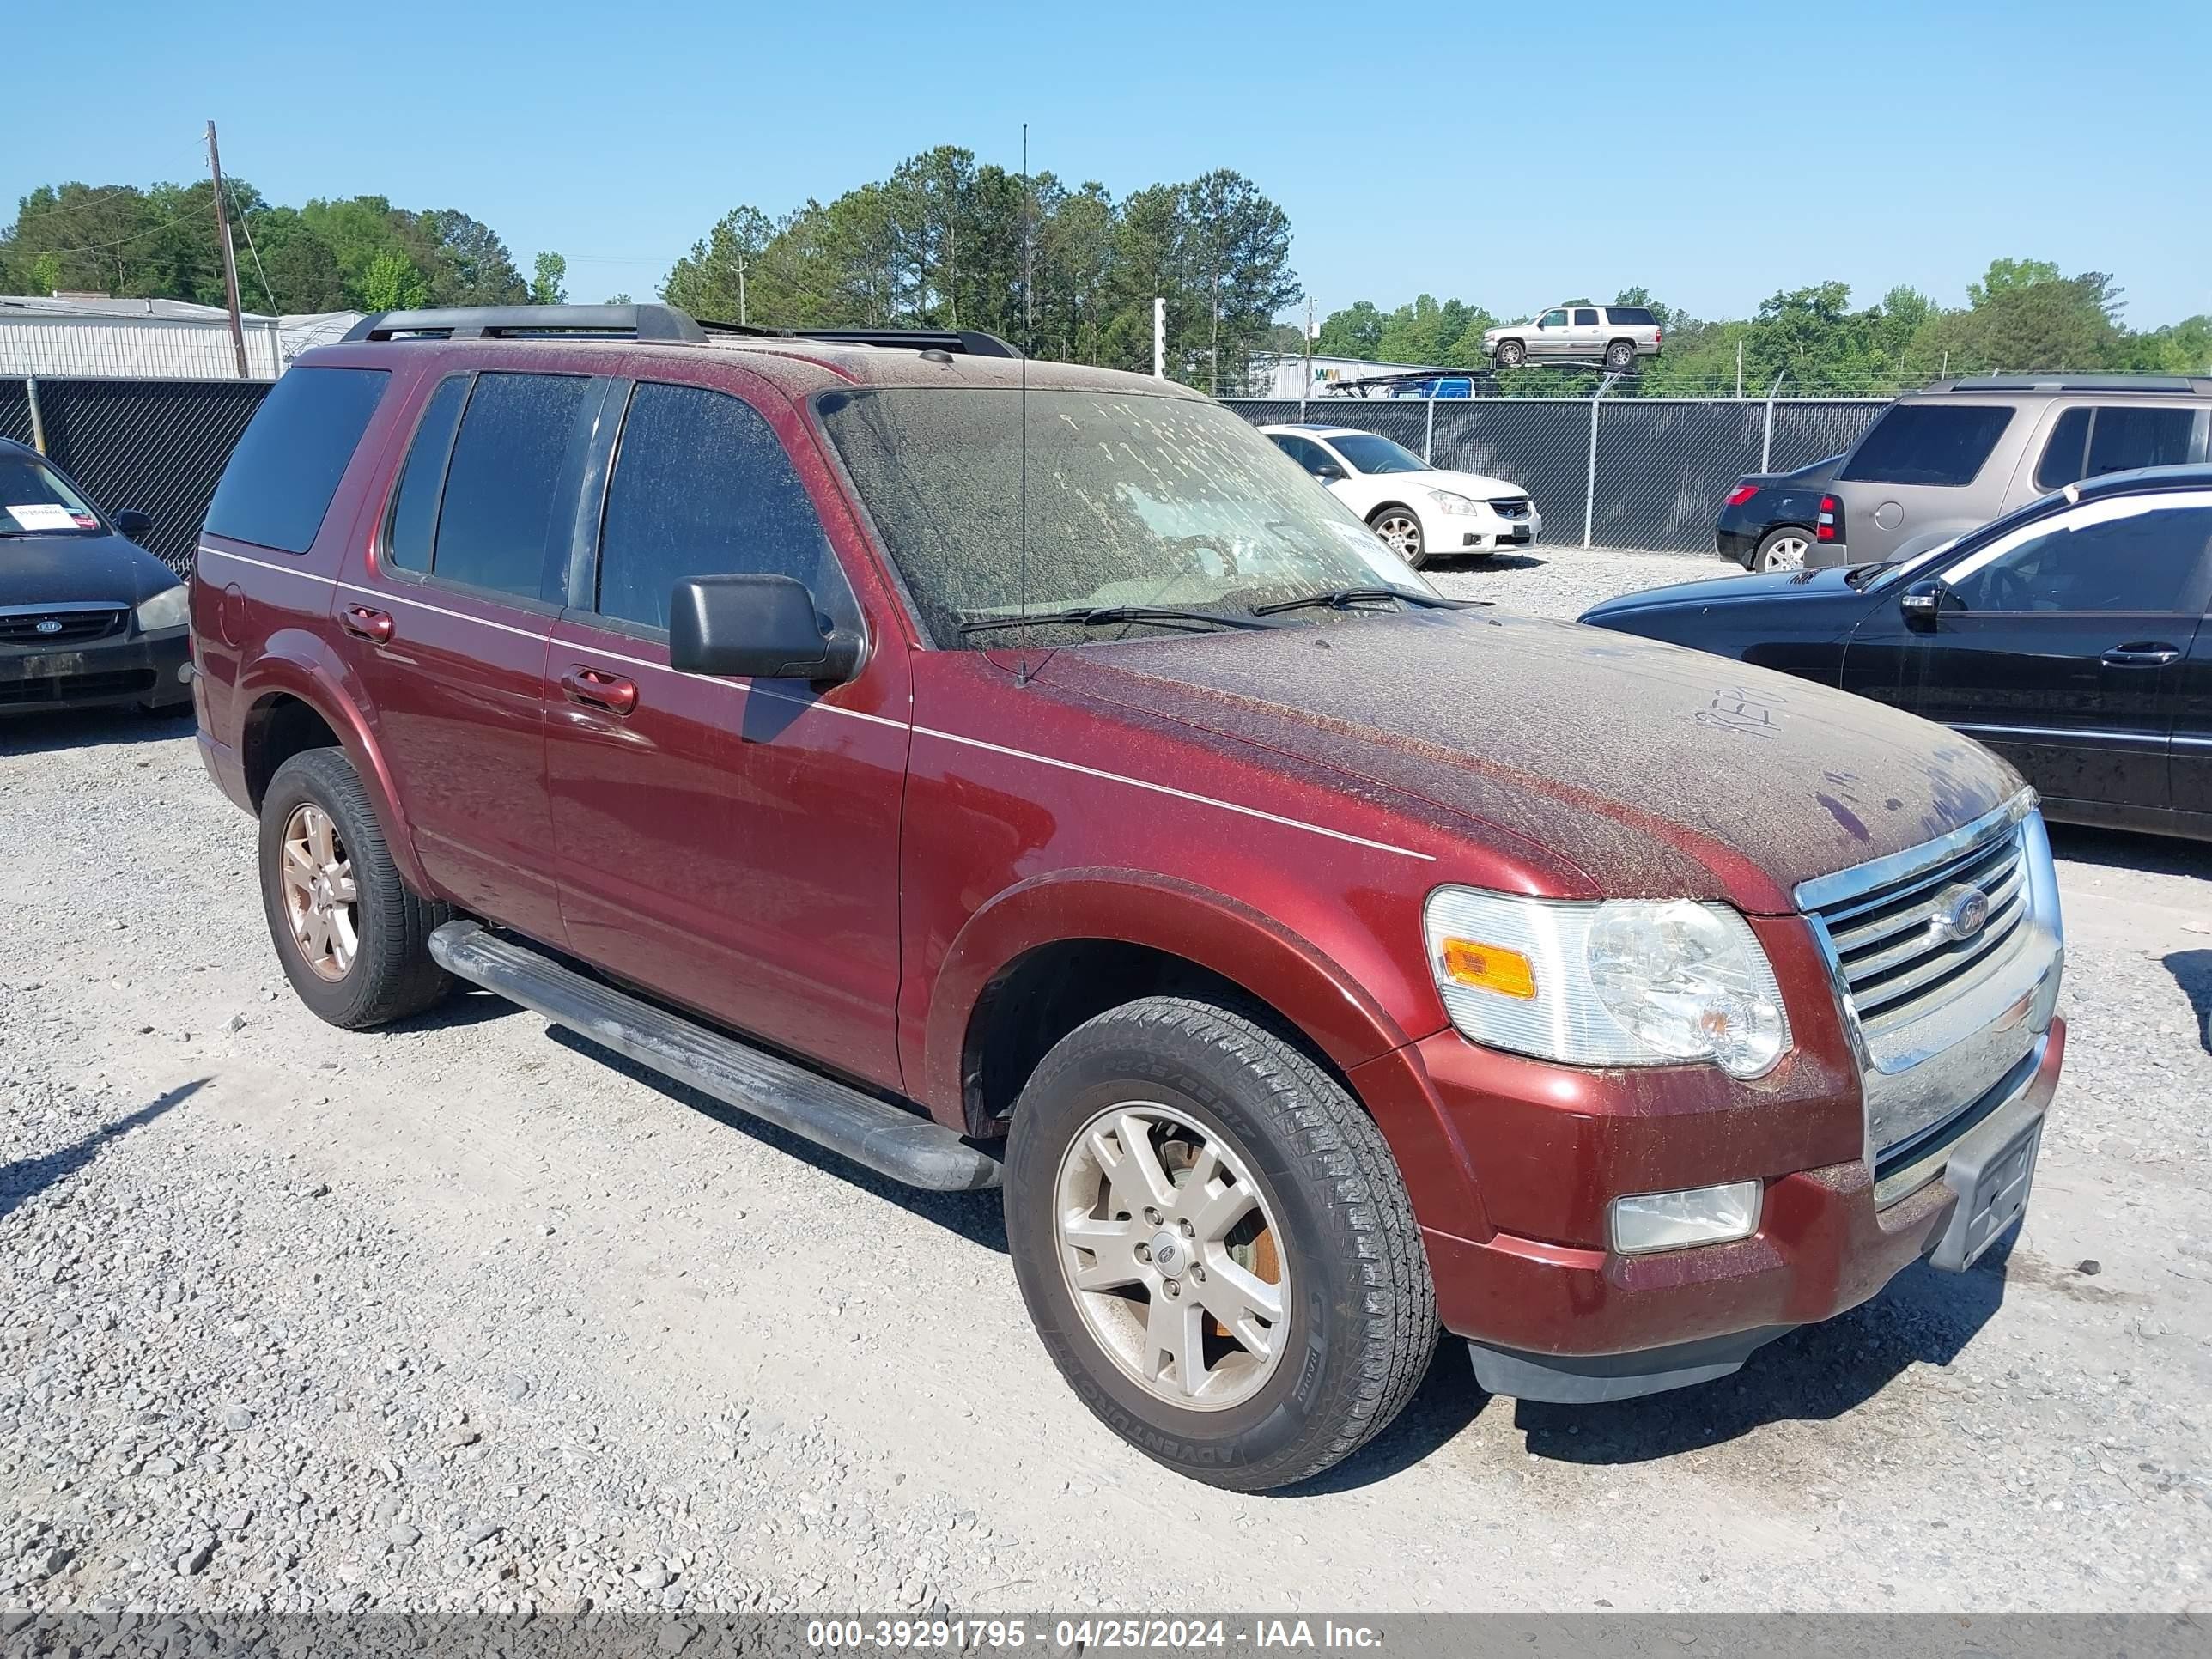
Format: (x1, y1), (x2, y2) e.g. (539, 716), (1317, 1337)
(343, 303), (708, 344)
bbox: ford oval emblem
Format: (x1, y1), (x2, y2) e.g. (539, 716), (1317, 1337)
(33, 618), (64, 635)
(1930, 883), (1990, 945)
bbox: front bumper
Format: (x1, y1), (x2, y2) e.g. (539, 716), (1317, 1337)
(1431, 504), (1541, 553)
(0, 627), (191, 714)
(1399, 1016), (2063, 1402)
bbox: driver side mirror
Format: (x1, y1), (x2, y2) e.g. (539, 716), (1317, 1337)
(1314, 461), (1346, 482)
(113, 508), (155, 541)
(1899, 579), (1953, 629)
(668, 574), (863, 683)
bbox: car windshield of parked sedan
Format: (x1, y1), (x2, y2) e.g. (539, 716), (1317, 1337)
(0, 453), (101, 537)
(817, 387), (1439, 645)
(1325, 434), (1430, 476)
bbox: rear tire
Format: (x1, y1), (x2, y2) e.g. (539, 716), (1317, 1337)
(1004, 997), (1437, 1492)
(258, 748), (453, 1030)
(1753, 526), (1813, 573)
(1603, 339), (1636, 372)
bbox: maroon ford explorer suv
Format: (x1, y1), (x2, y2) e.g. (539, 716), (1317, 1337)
(189, 304), (2066, 1490)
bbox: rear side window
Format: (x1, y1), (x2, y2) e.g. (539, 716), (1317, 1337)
(1839, 404), (2015, 488)
(1572, 308), (1599, 326)
(593, 381), (849, 633)
(2034, 405), (2200, 490)
(384, 374), (471, 572)
(430, 372), (589, 600)
(1607, 307), (1656, 325)
(204, 367), (388, 553)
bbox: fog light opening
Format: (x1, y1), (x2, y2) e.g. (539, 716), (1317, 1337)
(1609, 1181), (1762, 1255)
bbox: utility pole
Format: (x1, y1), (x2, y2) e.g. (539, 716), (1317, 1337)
(1735, 338), (1744, 399)
(734, 254), (748, 326)
(1152, 297), (1165, 380)
(1304, 295), (1315, 416)
(204, 120), (250, 379)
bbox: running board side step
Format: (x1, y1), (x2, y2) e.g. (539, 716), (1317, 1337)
(428, 921), (1002, 1192)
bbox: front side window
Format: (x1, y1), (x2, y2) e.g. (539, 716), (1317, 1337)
(430, 372), (590, 600)
(204, 366), (389, 554)
(1942, 495), (2212, 614)
(1269, 434), (1330, 476)
(1539, 309), (1568, 328)
(1327, 434), (1428, 475)
(594, 381), (850, 633)
(1839, 403), (2015, 488)
(816, 387), (1436, 646)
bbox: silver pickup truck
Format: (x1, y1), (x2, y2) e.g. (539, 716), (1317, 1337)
(1486, 303), (1662, 371)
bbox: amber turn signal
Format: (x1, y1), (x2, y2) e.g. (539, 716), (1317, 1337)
(1438, 937), (1537, 1000)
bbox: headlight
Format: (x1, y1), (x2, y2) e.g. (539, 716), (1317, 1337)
(135, 585), (190, 632)
(1423, 888), (1790, 1078)
(1425, 489), (1481, 516)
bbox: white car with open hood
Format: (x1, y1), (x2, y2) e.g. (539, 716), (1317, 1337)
(1261, 423), (1540, 568)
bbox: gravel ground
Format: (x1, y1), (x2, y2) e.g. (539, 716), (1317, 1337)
(3, 539), (2209, 1617)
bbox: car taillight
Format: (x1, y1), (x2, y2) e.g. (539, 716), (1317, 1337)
(1654, 329), (1662, 346)
(1817, 495), (1842, 543)
(1723, 484), (1758, 508)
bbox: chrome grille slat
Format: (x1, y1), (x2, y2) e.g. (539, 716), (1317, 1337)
(1818, 834), (2017, 933)
(1837, 861), (2027, 981)
(1855, 901), (2026, 1024)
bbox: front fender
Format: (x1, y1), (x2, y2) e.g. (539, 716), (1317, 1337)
(916, 869), (1483, 1232)
(236, 635), (429, 893)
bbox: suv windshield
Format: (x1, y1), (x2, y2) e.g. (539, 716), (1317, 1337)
(817, 388), (1435, 646)
(0, 452), (100, 536)
(1327, 434), (1429, 475)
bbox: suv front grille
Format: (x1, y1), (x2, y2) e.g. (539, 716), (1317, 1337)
(1809, 819), (2027, 1041)
(1489, 497), (1532, 520)
(0, 607), (126, 645)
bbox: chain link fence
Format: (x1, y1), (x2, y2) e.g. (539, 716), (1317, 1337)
(3, 378), (271, 574)
(1221, 394), (1888, 552)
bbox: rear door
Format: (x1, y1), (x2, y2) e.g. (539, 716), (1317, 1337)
(543, 374), (911, 1090)
(1885, 489), (2212, 812)
(1569, 307), (1602, 360)
(336, 368), (597, 945)
(1832, 400), (2019, 562)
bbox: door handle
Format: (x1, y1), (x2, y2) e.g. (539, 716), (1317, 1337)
(2100, 643), (2180, 667)
(560, 665), (639, 716)
(340, 605), (394, 644)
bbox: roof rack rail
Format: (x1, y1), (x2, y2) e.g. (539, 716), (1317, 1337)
(343, 303), (708, 343)
(1923, 374), (2212, 397)
(789, 327), (1021, 359)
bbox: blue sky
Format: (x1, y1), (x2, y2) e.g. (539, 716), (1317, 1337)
(8, 0), (2207, 327)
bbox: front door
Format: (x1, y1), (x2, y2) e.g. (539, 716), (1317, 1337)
(1852, 489), (2212, 813)
(336, 368), (597, 945)
(1530, 308), (1571, 361)
(543, 375), (911, 1091)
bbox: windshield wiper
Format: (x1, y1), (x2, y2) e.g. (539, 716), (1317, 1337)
(957, 605), (1277, 636)
(1844, 562), (1896, 589)
(1251, 586), (1476, 617)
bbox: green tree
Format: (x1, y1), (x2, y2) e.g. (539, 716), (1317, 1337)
(530, 251), (567, 305)
(358, 250), (428, 311)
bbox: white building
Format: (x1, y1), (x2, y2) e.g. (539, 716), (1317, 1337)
(1244, 350), (1479, 400)
(0, 295), (362, 380)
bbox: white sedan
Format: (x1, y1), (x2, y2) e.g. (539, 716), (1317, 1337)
(1260, 424), (1540, 567)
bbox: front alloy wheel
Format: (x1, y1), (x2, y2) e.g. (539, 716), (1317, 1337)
(1371, 509), (1425, 565)
(1054, 1102), (1287, 1411)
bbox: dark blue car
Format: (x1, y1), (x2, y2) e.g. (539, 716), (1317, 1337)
(0, 437), (191, 716)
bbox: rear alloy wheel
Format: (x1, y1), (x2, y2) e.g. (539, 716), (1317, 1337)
(1370, 507), (1426, 567)
(1493, 339), (1527, 369)
(1754, 526), (1812, 572)
(1006, 997), (1437, 1492)
(1603, 339), (1637, 372)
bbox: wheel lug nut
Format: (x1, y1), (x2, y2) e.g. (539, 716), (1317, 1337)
(1163, 1280), (1181, 1298)
(1191, 1265), (1206, 1282)
(1135, 1243), (1152, 1262)
(1179, 1218), (1194, 1238)
(1143, 1207), (1162, 1226)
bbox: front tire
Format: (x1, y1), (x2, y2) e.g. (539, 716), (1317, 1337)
(1492, 339), (1527, 369)
(1368, 506), (1426, 568)
(258, 748), (453, 1030)
(1005, 998), (1437, 1492)
(1753, 526), (1813, 573)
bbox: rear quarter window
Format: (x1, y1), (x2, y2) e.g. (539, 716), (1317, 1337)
(1606, 307), (1656, 326)
(1838, 403), (2015, 488)
(204, 366), (389, 553)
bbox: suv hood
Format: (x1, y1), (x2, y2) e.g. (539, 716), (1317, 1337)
(1040, 608), (2021, 911)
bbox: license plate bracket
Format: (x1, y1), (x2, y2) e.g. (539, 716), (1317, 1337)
(1929, 1105), (2043, 1272)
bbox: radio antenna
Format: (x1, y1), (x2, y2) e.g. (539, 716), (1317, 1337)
(1016, 120), (1033, 684)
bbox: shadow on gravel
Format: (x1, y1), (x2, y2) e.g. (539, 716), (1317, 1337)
(2166, 950), (2212, 1055)
(1277, 1346), (1491, 1497)
(0, 1078), (206, 1219)
(0, 706), (194, 757)
(1511, 1239), (2017, 1466)
(2047, 822), (2212, 880)
(544, 1026), (1006, 1251)
(1438, 552), (1547, 574)
(399, 987), (531, 1033)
